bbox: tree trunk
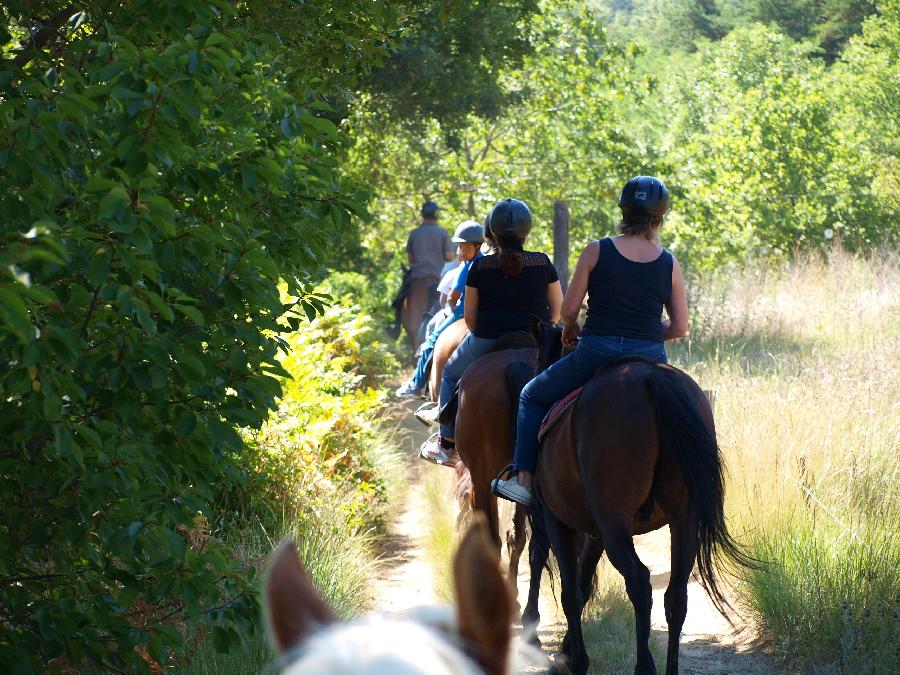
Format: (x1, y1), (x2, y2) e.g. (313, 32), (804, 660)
(553, 201), (570, 293)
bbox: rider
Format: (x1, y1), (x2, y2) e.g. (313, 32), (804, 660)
(418, 199), (563, 465)
(395, 220), (485, 398)
(390, 201), (453, 336)
(492, 176), (689, 505)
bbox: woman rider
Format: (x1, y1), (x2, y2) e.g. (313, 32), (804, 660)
(418, 198), (563, 465)
(492, 176), (689, 505)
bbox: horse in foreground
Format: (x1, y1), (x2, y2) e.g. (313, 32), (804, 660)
(266, 515), (542, 674)
(532, 323), (756, 675)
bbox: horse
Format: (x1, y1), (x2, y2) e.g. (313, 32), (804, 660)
(529, 322), (756, 675)
(401, 277), (438, 353)
(451, 338), (549, 634)
(265, 515), (543, 675)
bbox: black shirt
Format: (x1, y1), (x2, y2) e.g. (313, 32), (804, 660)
(582, 238), (673, 342)
(466, 251), (559, 339)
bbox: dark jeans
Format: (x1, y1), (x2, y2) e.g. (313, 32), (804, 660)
(438, 334), (496, 438)
(512, 335), (667, 474)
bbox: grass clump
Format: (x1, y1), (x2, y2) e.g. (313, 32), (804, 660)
(671, 248), (899, 674)
(422, 470), (460, 603)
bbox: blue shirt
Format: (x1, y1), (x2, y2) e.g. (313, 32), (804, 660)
(450, 252), (483, 319)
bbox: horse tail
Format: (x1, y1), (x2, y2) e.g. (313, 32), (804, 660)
(646, 368), (759, 618)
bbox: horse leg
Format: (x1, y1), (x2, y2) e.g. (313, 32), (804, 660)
(521, 500), (550, 644)
(598, 518), (655, 675)
(544, 510), (588, 675)
(664, 517), (698, 675)
(506, 505), (527, 609)
(576, 535), (604, 610)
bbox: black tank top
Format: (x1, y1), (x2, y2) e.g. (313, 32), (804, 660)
(582, 238), (673, 342)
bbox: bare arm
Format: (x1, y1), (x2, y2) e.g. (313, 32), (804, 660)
(547, 281), (563, 325)
(463, 286), (478, 332)
(447, 289), (461, 310)
(560, 242), (599, 347)
(662, 258), (689, 340)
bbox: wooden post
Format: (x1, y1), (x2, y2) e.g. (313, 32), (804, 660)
(553, 200), (570, 293)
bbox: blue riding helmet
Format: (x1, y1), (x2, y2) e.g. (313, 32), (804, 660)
(618, 176), (669, 220)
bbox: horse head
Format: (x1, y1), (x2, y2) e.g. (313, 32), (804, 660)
(528, 316), (563, 374)
(266, 515), (539, 674)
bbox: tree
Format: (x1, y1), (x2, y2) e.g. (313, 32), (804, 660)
(0, 1), (397, 670)
(363, 0), (542, 125)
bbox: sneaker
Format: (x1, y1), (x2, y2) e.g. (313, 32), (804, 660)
(418, 433), (458, 467)
(414, 401), (441, 426)
(491, 476), (532, 506)
(395, 380), (423, 398)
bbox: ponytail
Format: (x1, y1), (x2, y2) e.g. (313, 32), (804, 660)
(497, 236), (524, 277)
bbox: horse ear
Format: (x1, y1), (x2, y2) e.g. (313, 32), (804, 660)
(529, 314), (545, 343)
(265, 539), (337, 653)
(453, 514), (514, 675)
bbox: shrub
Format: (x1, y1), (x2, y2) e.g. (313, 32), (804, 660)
(0, 1), (395, 670)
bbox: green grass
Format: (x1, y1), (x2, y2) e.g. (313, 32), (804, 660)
(421, 469), (460, 603)
(182, 434), (410, 673)
(673, 249), (900, 674)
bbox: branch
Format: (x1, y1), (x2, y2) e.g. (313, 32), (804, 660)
(13, 4), (82, 69)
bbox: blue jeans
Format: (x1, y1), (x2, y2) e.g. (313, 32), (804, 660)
(409, 311), (463, 390)
(513, 335), (667, 474)
(439, 334), (496, 438)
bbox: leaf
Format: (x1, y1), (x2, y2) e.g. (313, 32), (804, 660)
(99, 186), (130, 220)
(0, 282), (34, 342)
(174, 303), (204, 324)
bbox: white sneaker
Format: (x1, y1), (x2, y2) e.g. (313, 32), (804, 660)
(418, 433), (458, 466)
(414, 402), (441, 426)
(395, 380), (423, 398)
(491, 476), (532, 506)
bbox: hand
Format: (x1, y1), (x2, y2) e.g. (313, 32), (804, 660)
(562, 321), (581, 348)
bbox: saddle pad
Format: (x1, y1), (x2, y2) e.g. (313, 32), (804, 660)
(538, 386), (583, 443)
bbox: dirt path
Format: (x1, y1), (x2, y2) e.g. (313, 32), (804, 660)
(375, 400), (781, 674)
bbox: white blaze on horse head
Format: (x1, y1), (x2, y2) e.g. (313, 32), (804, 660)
(265, 515), (541, 675)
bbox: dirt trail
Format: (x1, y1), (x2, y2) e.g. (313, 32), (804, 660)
(375, 400), (781, 674)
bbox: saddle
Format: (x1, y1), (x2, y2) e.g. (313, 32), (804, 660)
(436, 331), (536, 427)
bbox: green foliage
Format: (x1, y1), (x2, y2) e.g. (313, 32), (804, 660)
(655, 24), (897, 268)
(364, 0), (542, 124)
(0, 1), (395, 670)
(237, 302), (400, 532)
(348, 0), (645, 266)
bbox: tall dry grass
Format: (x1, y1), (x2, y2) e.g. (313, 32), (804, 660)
(669, 248), (900, 673)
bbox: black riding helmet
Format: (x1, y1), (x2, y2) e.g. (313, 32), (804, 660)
(618, 176), (669, 221)
(489, 198), (532, 243)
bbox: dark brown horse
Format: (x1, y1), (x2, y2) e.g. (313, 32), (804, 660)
(401, 277), (438, 353)
(453, 345), (548, 632)
(531, 323), (755, 675)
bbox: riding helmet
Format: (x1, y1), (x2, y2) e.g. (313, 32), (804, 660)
(618, 176), (669, 220)
(489, 198), (532, 243)
(420, 201), (440, 218)
(451, 220), (485, 244)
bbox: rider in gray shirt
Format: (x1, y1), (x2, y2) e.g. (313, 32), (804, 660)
(390, 201), (453, 336)
(407, 201), (453, 280)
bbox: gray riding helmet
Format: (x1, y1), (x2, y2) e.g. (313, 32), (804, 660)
(451, 220), (485, 244)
